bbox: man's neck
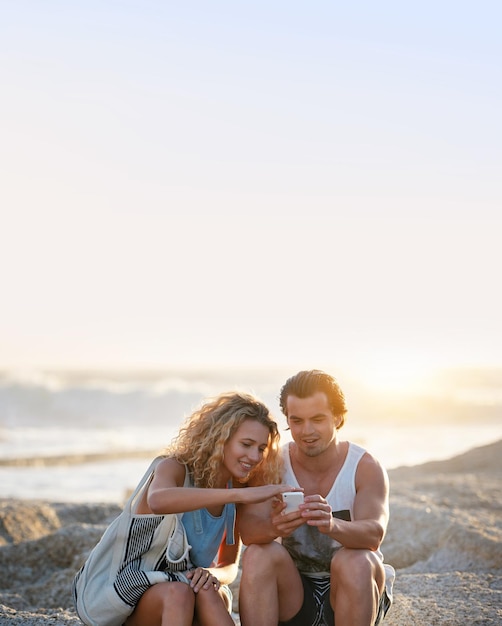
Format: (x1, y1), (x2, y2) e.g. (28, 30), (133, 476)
(289, 438), (347, 473)
(288, 439), (349, 497)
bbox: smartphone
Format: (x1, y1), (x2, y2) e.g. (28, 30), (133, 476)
(282, 491), (304, 514)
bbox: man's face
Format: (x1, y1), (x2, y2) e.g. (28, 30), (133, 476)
(286, 391), (338, 457)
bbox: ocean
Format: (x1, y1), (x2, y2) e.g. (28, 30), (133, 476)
(1, 367), (501, 503)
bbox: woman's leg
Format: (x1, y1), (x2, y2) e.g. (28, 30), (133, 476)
(193, 586), (235, 626)
(125, 581), (195, 626)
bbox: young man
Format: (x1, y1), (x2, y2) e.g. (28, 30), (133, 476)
(238, 370), (395, 626)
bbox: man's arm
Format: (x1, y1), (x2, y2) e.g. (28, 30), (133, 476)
(237, 499), (279, 545)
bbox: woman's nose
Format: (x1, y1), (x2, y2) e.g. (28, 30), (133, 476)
(248, 447), (261, 462)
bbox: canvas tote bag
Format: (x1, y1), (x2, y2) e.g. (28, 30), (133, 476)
(72, 457), (193, 626)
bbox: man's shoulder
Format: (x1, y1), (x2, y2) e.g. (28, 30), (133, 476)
(347, 441), (381, 463)
(346, 440), (368, 452)
(352, 445), (389, 483)
(345, 441), (388, 475)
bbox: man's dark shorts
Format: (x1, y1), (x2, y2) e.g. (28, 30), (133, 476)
(278, 573), (392, 626)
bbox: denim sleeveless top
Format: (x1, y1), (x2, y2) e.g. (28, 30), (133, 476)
(181, 472), (236, 568)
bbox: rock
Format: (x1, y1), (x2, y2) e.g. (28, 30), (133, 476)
(1, 440), (501, 625)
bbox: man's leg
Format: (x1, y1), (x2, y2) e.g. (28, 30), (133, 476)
(330, 548), (385, 626)
(239, 542), (304, 626)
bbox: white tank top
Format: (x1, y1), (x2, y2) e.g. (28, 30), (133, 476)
(281, 441), (384, 575)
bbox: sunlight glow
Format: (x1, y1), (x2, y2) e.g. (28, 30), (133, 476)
(355, 353), (435, 394)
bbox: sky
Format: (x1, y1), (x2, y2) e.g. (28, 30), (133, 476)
(1, 1), (501, 387)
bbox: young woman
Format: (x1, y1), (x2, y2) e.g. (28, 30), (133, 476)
(74, 391), (292, 626)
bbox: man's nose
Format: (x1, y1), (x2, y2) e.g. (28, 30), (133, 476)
(301, 421), (315, 435)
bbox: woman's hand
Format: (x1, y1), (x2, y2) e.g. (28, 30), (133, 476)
(186, 567), (221, 593)
(238, 484), (302, 505)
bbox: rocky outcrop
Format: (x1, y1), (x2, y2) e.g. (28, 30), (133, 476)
(1, 440), (501, 625)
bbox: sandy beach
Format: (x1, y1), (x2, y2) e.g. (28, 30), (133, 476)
(1, 439), (501, 625)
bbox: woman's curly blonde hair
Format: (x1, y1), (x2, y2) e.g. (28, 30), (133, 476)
(165, 391), (282, 488)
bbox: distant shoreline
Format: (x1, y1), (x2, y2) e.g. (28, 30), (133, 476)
(0, 448), (161, 468)
(3, 433), (502, 470)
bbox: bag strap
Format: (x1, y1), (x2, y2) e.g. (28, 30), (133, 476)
(107, 457), (168, 577)
(125, 456), (165, 515)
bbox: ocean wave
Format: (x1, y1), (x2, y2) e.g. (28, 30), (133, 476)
(0, 368), (287, 429)
(1, 367), (502, 435)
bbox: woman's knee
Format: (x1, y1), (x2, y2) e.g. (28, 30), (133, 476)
(126, 581), (194, 625)
(153, 581), (194, 609)
(195, 585), (232, 613)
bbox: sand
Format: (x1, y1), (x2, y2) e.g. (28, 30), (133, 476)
(1, 439), (501, 625)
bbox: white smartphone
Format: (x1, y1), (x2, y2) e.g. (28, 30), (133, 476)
(282, 491), (304, 514)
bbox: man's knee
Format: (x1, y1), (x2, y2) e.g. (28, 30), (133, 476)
(241, 542), (288, 584)
(331, 549), (383, 588)
(242, 542), (279, 569)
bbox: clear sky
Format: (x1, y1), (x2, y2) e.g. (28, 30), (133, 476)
(1, 1), (501, 386)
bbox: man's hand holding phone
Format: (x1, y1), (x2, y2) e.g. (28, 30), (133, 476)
(270, 490), (305, 537)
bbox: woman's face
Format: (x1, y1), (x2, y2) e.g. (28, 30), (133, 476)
(223, 419), (270, 480)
